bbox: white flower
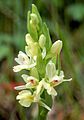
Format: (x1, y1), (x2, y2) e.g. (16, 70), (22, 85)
(22, 74), (38, 88)
(14, 74), (39, 90)
(13, 51), (36, 72)
(43, 61), (72, 96)
(34, 78), (57, 97)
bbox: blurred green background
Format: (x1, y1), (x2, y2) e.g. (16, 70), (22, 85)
(0, 0), (84, 120)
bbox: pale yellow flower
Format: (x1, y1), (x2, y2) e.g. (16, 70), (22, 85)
(16, 90), (40, 107)
(51, 40), (62, 55)
(16, 89), (51, 111)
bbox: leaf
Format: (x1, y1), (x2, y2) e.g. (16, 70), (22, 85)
(0, 34), (12, 44)
(42, 23), (52, 53)
(37, 48), (45, 78)
(13, 34), (25, 50)
(51, 0), (64, 7)
(0, 45), (10, 60)
(66, 4), (84, 21)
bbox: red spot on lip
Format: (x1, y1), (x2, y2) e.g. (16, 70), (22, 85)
(54, 80), (58, 82)
(51, 80), (58, 85)
(30, 79), (34, 84)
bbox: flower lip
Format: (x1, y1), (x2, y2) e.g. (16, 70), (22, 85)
(29, 79), (38, 86)
(53, 80), (59, 82)
(30, 79), (34, 84)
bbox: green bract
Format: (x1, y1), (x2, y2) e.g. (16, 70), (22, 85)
(13, 4), (72, 113)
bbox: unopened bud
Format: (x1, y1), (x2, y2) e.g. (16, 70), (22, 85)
(28, 42), (38, 57)
(51, 40), (62, 55)
(39, 34), (46, 48)
(25, 33), (33, 46)
(30, 13), (39, 24)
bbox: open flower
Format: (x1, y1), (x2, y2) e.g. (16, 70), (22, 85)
(16, 90), (40, 107)
(14, 74), (39, 90)
(16, 89), (51, 111)
(42, 79), (57, 96)
(22, 74), (38, 88)
(13, 51), (36, 72)
(43, 61), (72, 96)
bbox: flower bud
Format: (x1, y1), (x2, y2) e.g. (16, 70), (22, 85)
(51, 40), (62, 55)
(30, 19), (34, 28)
(39, 34), (46, 48)
(30, 13), (39, 25)
(26, 42), (38, 57)
(25, 33), (33, 46)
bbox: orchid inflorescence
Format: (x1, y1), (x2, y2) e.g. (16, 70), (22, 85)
(13, 4), (72, 111)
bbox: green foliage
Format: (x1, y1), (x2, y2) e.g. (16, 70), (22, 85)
(66, 4), (84, 21)
(42, 23), (52, 52)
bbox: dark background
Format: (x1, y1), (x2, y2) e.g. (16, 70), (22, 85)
(0, 0), (84, 120)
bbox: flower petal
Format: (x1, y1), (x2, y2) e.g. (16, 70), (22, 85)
(42, 80), (57, 96)
(25, 34), (33, 46)
(16, 90), (31, 100)
(47, 87), (57, 96)
(15, 51), (30, 65)
(13, 65), (28, 72)
(51, 40), (62, 55)
(14, 85), (26, 90)
(19, 99), (31, 107)
(63, 78), (72, 82)
(22, 74), (38, 83)
(21, 74), (29, 83)
(35, 81), (43, 95)
(46, 61), (56, 79)
(13, 62), (36, 72)
(25, 46), (31, 57)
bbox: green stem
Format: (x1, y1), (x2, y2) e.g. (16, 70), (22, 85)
(37, 105), (48, 120)
(58, 54), (61, 75)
